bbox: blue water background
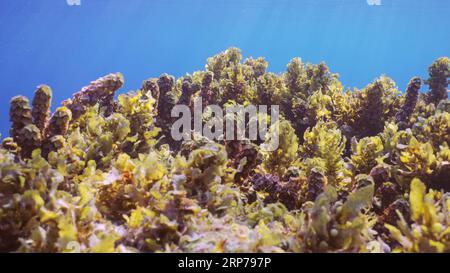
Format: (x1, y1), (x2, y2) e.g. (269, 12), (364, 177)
(0, 0), (449, 137)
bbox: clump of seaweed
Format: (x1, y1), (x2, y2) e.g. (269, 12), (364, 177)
(32, 85), (52, 133)
(63, 73), (124, 120)
(9, 96), (33, 142)
(425, 57), (450, 105)
(45, 107), (72, 139)
(1, 48), (449, 253)
(395, 77), (421, 127)
(262, 119), (299, 176)
(385, 179), (449, 252)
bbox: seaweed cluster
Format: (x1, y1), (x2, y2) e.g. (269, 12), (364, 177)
(0, 49), (449, 253)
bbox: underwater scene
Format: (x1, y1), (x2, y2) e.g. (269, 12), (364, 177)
(0, 0), (449, 254)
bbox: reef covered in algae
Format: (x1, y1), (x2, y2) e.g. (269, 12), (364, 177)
(0, 48), (449, 253)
